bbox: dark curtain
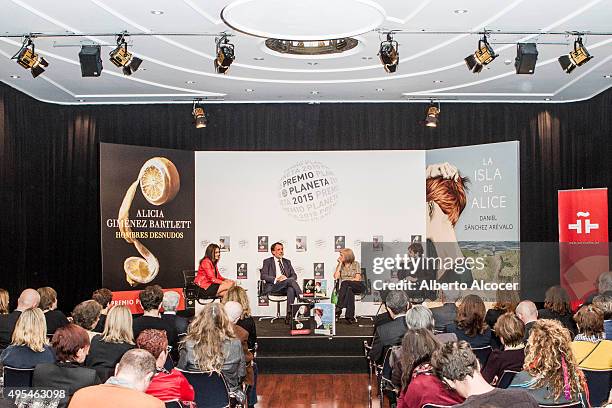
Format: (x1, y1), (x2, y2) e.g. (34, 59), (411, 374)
(1, 82), (611, 311)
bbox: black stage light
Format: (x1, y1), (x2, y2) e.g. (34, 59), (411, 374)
(425, 102), (440, 128)
(215, 35), (235, 74)
(465, 36), (497, 73)
(14, 38), (48, 78)
(378, 33), (399, 73)
(558, 37), (592, 74)
(515, 43), (538, 74)
(109, 34), (142, 76)
(192, 101), (208, 128)
(79, 45), (103, 77)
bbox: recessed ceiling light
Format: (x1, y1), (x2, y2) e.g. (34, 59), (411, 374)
(78, 99), (85, 102)
(362, 56), (373, 60)
(433, 80), (443, 83)
(185, 80), (196, 84)
(454, 9), (468, 14)
(544, 98), (551, 101)
(604, 74), (612, 78)
(245, 88), (254, 92)
(253, 57), (265, 61)
(151, 10), (164, 15)
(376, 88), (384, 92)
(504, 59), (512, 65)
(9, 75), (20, 79)
(307, 62), (318, 66)
(310, 90), (319, 95)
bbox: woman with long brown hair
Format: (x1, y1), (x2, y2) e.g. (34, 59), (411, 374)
(396, 329), (463, 408)
(178, 303), (245, 396)
(510, 319), (589, 406)
(194, 243), (235, 298)
(445, 294), (492, 348)
(538, 286), (577, 336)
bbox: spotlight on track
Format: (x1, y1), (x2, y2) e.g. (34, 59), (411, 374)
(378, 33), (399, 73)
(465, 35), (497, 73)
(192, 100), (208, 129)
(109, 33), (142, 76)
(558, 37), (593, 74)
(215, 34), (235, 74)
(425, 101), (440, 128)
(13, 37), (49, 78)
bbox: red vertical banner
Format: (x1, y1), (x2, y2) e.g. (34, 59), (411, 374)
(558, 188), (609, 303)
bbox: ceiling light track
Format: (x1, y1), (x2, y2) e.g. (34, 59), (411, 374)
(377, 29), (612, 36)
(1, 32), (233, 39)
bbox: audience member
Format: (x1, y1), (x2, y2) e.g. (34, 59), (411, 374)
(133, 285), (177, 353)
(72, 300), (102, 339)
(510, 319), (589, 406)
(515, 300), (538, 342)
(433, 341), (539, 407)
(538, 285), (577, 336)
(369, 290), (410, 363)
(481, 312), (525, 385)
(593, 293), (612, 339)
(396, 329), (464, 408)
(38, 286), (70, 335)
(68, 349), (164, 408)
(0, 307), (55, 368)
(571, 304), (612, 370)
(429, 289), (460, 333)
(85, 305), (136, 381)
(178, 303), (245, 399)
(224, 301), (255, 386)
(445, 294), (492, 348)
(223, 285), (257, 349)
(0, 288), (40, 348)
(91, 288), (113, 333)
(161, 290), (188, 336)
(485, 287), (519, 329)
(0, 288), (10, 349)
(33, 324), (100, 408)
(136, 329), (194, 404)
(586, 270), (612, 304)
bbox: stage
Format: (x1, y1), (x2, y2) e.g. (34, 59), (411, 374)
(255, 317), (374, 374)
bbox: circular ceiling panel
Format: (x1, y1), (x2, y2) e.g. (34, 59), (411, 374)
(221, 0), (386, 41)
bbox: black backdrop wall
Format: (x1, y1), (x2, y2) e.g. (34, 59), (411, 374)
(1, 82), (611, 310)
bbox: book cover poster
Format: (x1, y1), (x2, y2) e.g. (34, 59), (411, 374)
(334, 235), (345, 252)
(291, 303), (313, 335)
(314, 263), (324, 279)
(303, 279), (315, 297)
(237, 263), (247, 279)
(315, 280), (327, 297)
(219, 236), (230, 252)
(313, 303), (335, 336)
(258, 296), (269, 306)
(296, 236), (307, 252)
(373, 235), (383, 251)
(258, 235), (269, 252)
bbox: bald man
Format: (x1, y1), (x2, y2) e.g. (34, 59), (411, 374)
(0, 288), (41, 348)
(516, 300), (538, 343)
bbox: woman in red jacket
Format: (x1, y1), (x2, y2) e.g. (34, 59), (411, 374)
(194, 243), (235, 298)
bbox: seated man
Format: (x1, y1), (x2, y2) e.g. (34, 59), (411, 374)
(260, 242), (302, 324)
(368, 290), (410, 364)
(431, 341), (539, 408)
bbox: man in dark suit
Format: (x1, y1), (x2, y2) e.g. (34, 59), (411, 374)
(261, 242), (302, 324)
(430, 289), (461, 332)
(369, 290), (410, 364)
(161, 291), (189, 336)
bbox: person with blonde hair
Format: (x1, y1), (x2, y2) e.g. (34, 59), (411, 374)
(334, 248), (364, 324)
(0, 288), (9, 315)
(178, 303), (245, 398)
(85, 305), (136, 382)
(510, 319), (589, 406)
(38, 286), (69, 335)
(223, 285), (257, 349)
(0, 307), (55, 368)
(0, 288), (40, 349)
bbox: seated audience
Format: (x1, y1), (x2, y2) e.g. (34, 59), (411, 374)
(224, 301), (255, 386)
(0, 288), (40, 349)
(485, 287), (519, 329)
(515, 300), (538, 342)
(0, 307), (55, 368)
(0, 288), (10, 347)
(481, 312), (525, 385)
(33, 324), (100, 408)
(223, 285), (257, 349)
(72, 300), (102, 340)
(433, 341), (539, 407)
(136, 329), (194, 405)
(68, 349), (164, 408)
(91, 288), (113, 333)
(538, 285), (577, 337)
(571, 304), (612, 370)
(178, 303), (246, 399)
(161, 291), (188, 336)
(369, 290), (410, 363)
(429, 289), (460, 333)
(397, 329), (464, 408)
(38, 286), (70, 335)
(445, 294), (492, 349)
(133, 285), (177, 353)
(85, 305), (136, 381)
(593, 293), (612, 340)
(510, 319), (589, 406)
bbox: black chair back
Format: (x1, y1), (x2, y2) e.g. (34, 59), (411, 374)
(178, 369), (230, 408)
(165, 401), (184, 408)
(538, 402), (583, 408)
(496, 369), (518, 388)
(471, 345), (491, 367)
(3, 366), (35, 387)
(582, 368), (611, 407)
(421, 404), (453, 408)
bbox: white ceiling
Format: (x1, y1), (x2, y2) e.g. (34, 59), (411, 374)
(1, 0), (612, 105)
